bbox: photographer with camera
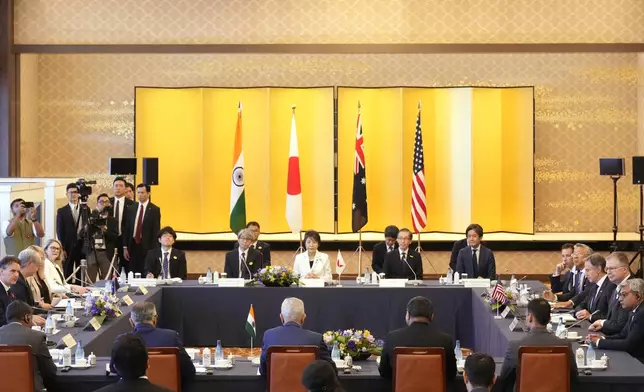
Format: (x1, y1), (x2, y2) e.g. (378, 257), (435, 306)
(2, 199), (44, 256)
(86, 193), (119, 283)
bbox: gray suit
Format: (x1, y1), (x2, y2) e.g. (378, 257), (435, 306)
(0, 322), (57, 392)
(495, 328), (577, 392)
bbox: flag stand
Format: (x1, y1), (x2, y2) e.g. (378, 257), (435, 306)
(293, 231), (305, 259)
(415, 231), (439, 279)
(494, 306), (502, 319)
(248, 337), (255, 360)
(353, 231), (370, 282)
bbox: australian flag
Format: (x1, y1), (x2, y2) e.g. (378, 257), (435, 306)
(352, 110), (368, 232)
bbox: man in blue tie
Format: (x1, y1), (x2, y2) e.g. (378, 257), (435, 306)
(144, 227), (187, 280)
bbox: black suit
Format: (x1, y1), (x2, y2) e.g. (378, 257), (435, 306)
(0, 284), (14, 327)
(559, 269), (589, 302)
(11, 272), (35, 307)
(234, 240), (272, 266)
(224, 247), (263, 279)
(123, 202), (161, 274)
(56, 203), (84, 281)
(372, 241), (397, 274)
(448, 239), (467, 272)
(383, 249), (423, 280)
(550, 270), (574, 294)
(603, 286), (631, 336)
(378, 322), (456, 388)
(93, 378), (173, 392)
(597, 303), (644, 363)
(575, 277), (616, 322)
(109, 196), (135, 271)
(144, 248), (188, 280)
(455, 246), (496, 279)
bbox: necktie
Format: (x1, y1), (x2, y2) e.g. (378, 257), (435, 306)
(134, 204), (144, 244)
(114, 200), (121, 235)
(74, 205), (82, 234)
(401, 252), (406, 264)
(240, 252), (246, 278)
(472, 249), (479, 277)
(590, 286), (598, 311)
(388, 246), (393, 252)
(577, 273), (584, 293)
(7, 289), (14, 300)
(162, 252), (169, 279)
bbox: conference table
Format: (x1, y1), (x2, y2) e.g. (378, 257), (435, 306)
(55, 280), (644, 392)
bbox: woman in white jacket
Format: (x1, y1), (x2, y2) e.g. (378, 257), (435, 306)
(293, 230), (332, 283)
(43, 239), (88, 295)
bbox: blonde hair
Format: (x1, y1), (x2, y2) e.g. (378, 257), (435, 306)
(43, 239), (64, 266)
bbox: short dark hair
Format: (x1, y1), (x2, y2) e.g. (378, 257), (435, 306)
(586, 253), (607, 272)
(113, 177), (127, 186)
(464, 353), (496, 388)
(466, 224), (484, 238)
(301, 360), (344, 392)
(10, 198), (24, 209)
(96, 193), (109, 202)
(157, 226), (177, 240)
(0, 256), (20, 270)
(527, 298), (551, 326)
(384, 225), (399, 239)
(561, 243), (574, 251)
(406, 296), (433, 319)
(246, 221), (260, 229)
(110, 333), (148, 380)
(6, 301), (32, 322)
(137, 183), (151, 192)
(397, 228), (412, 240)
(126, 182), (135, 192)
(66, 183), (78, 192)
(304, 230), (321, 244)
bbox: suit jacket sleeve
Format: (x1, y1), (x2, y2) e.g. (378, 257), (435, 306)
(174, 332), (196, 383)
(570, 284), (591, 307)
(455, 249), (466, 275)
(224, 253), (234, 278)
(377, 333), (393, 379)
(178, 251), (188, 280)
(550, 274), (564, 293)
(372, 243), (385, 274)
(264, 243), (271, 265)
(0, 300), (7, 326)
(599, 314), (644, 351)
(486, 250), (496, 279)
(36, 332), (58, 391)
(602, 306), (630, 336)
(152, 207), (161, 241)
(104, 217), (118, 243)
(144, 250), (159, 277)
(449, 240), (464, 272)
(259, 332), (269, 376)
(382, 253), (393, 278)
(122, 207), (132, 248)
(445, 337), (457, 382)
(497, 341), (518, 391)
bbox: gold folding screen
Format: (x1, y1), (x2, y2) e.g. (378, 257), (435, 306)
(337, 87), (534, 234)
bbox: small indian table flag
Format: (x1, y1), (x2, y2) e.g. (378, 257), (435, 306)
(246, 304), (256, 359)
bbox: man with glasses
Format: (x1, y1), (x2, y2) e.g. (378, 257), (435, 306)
(588, 278), (644, 363)
(224, 228), (262, 279)
(383, 228), (423, 280)
(56, 183), (85, 282)
(2, 198), (44, 256)
(588, 252), (632, 335)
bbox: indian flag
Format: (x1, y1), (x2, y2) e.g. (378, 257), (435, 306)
(246, 304), (256, 339)
(230, 102), (246, 234)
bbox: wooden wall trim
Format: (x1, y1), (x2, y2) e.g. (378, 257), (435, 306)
(0, 0), (17, 177)
(13, 43), (644, 54)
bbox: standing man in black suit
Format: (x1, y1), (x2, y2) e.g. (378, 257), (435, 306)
(548, 243), (575, 293)
(56, 183), (85, 282)
(372, 225), (399, 274)
(0, 256), (20, 327)
(383, 228), (422, 280)
(225, 228), (262, 279)
(573, 254), (616, 322)
(456, 224), (496, 279)
(378, 296), (456, 388)
(144, 226), (188, 280)
(589, 252), (633, 336)
(236, 221), (271, 266)
(123, 184), (161, 275)
(110, 177), (135, 274)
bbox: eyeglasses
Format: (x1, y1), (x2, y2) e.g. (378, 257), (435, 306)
(67, 190), (79, 194)
(48, 247), (61, 251)
(619, 291), (632, 298)
(606, 266), (625, 271)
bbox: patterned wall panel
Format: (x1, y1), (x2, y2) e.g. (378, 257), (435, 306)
(14, 0), (644, 44)
(24, 52), (639, 232)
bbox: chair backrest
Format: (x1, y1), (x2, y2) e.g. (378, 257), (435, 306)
(517, 346), (570, 392)
(267, 345), (318, 392)
(147, 347), (181, 392)
(0, 345), (34, 392)
(393, 347), (446, 392)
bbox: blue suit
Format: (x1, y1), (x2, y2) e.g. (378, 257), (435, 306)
(259, 321), (332, 376)
(455, 245), (496, 279)
(133, 323), (196, 386)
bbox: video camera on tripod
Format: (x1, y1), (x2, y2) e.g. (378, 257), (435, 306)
(75, 178), (96, 204)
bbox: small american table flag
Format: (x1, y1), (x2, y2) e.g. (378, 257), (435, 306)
(491, 283), (507, 303)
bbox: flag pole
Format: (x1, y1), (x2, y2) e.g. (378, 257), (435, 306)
(358, 230), (363, 278)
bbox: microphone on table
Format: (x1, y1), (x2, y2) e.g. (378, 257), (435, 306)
(402, 253), (423, 286)
(564, 310), (599, 330)
(241, 252), (253, 279)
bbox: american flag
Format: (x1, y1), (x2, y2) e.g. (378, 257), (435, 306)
(411, 107), (427, 233)
(352, 107), (368, 232)
(491, 283), (507, 303)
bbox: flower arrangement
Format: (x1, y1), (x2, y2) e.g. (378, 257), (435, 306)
(486, 287), (516, 312)
(84, 294), (122, 319)
(323, 329), (384, 359)
(255, 265), (300, 287)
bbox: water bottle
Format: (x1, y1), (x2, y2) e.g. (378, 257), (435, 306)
(601, 353), (608, 367)
(446, 268), (453, 284)
(363, 268), (370, 284)
(510, 274), (517, 288)
(88, 352), (97, 367)
(206, 267), (213, 283)
(127, 270), (134, 284)
(454, 271), (460, 285)
(587, 344), (596, 366)
(556, 317), (566, 338)
(65, 300), (74, 321)
(45, 312), (54, 335)
(215, 340), (224, 361)
(62, 347), (72, 366)
(75, 340), (84, 364)
(455, 340), (463, 361)
(202, 348), (212, 366)
(331, 342), (341, 362)
(119, 268), (127, 286)
(575, 348), (585, 368)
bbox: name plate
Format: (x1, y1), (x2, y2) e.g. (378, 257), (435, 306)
(218, 278), (245, 288)
(463, 279), (491, 288)
(129, 278), (157, 287)
(137, 285), (149, 295)
(379, 279), (408, 288)
(89, 317), (103, 331)
(121, 295), (134, 306)
(509, 318), (519, 331)
(62, 334), (77, 348)
(501, 306), (511, 318)
(299, 279), (325, 288)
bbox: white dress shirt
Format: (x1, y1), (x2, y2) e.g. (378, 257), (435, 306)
(238, 247), (249, 276)
(471, 246), (481, 266)
(1, 280), (10, 293)
(113, 196), (126, 235)
(293, 251), (332, 283)
(132, 200), (150, 238)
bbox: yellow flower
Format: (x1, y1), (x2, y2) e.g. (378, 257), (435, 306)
(364, 331), (371, 337)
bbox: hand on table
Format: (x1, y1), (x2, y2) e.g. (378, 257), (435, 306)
(146, 273), (154, 279)
(587, 333), (602, 345)
(72, 285), (89, 294)
(552, 301), (570, 309)
(305, 273), (319, 279)
(589, 320), (602, 332)
(38, 300), (52, 310)
(543, 290), (556, 302)
(32, 315), (46, 327)
(576, 310), (591, 320)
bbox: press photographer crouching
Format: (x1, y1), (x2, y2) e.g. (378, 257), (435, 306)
(86, 193), (119, 283)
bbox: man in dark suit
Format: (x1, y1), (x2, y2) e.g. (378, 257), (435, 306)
(379, 296), (456, 387)
(13, 249), (48, 325)
(259, 297), (332, 376)
(549, 243), (575, 293)
(590, 252), (633, 336)
(572, 254), (616, 322)
(464, 353), (496, 392)
(549, 243), (593, 304)
(0, 256), (20, 327)
(130, 301), (195, 387)
(110, 177), (135, 273)
(96, 333), (173, 392)
(448, 238), (467, 272)
(244, 221), (272, 266)
(383, 228), (423, 280)
(144, 226), (187, 280)
(372, 225), (399, 274)
(495, 299), (577, 392)
(87, 193), (119, 282)
(0, 301), (57, 392)
(123, 184), (161, 275)
(590, 278), (644, 363)
(456, 224), (496, 279)
(56, 183), (85, 282)
(225, 228), (263, 279)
